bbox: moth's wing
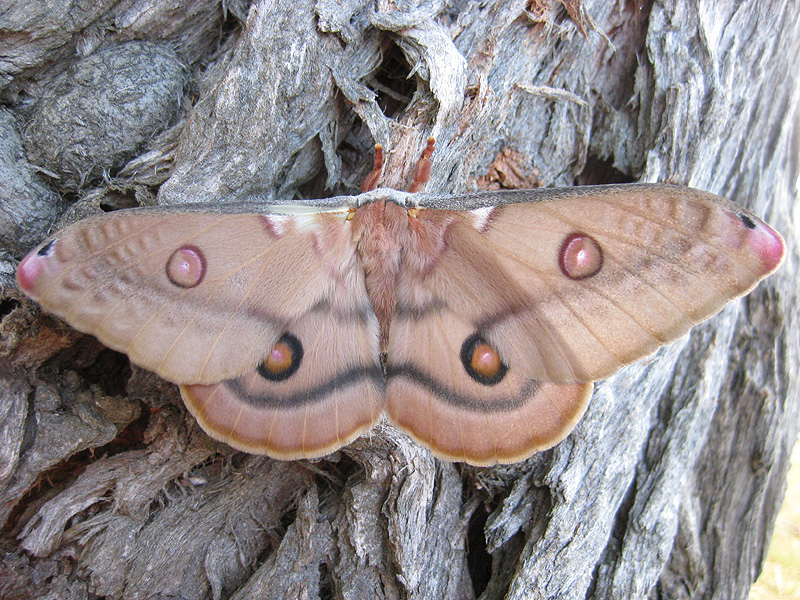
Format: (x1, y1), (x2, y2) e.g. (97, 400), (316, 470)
(385, 305), (593, 465)
(385, 185), (783, 464)
(17, 204), (350, 383)
(180, 305), (384, 459)
(383, 199), (595, 466)
(17, 204), (385, 459)
(408, 184), (784, 385)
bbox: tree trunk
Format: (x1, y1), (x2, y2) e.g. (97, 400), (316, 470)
(1, 1), (797, 599)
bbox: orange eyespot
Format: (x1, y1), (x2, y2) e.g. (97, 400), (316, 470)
(264, 342), (293, 373)
(460, 333), (508, 385)
(257, 333), (303, 381)
(470, 342), (501, 377)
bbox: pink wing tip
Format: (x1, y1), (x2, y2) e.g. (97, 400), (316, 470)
(749, 220), (785, 275)
(16, 251), (44, 294)
(16, 240), (61, 296)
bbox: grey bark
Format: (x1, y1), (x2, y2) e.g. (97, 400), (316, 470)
(0, 0), (798, 599)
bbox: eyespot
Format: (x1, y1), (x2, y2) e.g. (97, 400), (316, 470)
(460, 333), (508, 386)
(166, 246), (206, 288)
(559, 233), (603, 280)
(257, 333), (303, 382)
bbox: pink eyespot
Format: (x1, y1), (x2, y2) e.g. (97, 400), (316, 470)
(559, 233), (603, 280)
(166, 246), (206, 288)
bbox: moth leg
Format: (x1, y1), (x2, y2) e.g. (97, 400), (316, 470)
(361, 144), (385, 192)
(361, 136), (435, 193)
(407, 137), (436, 193)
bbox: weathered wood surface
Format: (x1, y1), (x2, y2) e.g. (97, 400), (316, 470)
(0, 0), (798, 598)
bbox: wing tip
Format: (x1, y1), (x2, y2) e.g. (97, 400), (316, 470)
(748, 219), (785, 276)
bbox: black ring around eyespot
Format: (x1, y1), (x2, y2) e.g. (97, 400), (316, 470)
(460, 333), (508, 386)
(257, 333), (304, 382)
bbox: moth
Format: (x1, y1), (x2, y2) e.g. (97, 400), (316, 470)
(16, 140), (785, 466)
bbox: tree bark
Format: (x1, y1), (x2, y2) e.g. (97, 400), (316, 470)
(0, 0), (798, 599)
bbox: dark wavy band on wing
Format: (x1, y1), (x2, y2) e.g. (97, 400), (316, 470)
(386, 364), (540, 412)
(225, 364), (384, 408)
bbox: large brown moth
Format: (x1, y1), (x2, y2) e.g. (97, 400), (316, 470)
(16, 140), (785, 466)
